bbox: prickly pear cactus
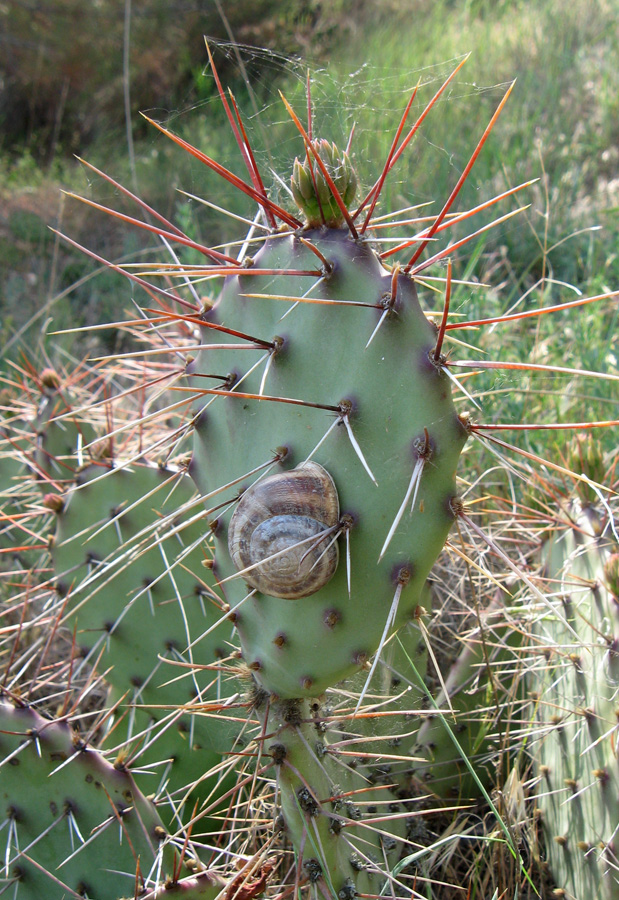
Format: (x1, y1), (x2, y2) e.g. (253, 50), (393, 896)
(180, 124), (471, 898)
(0, 701), (173, 900)
(48, 458), (241, 811)
(4, 49), (617, 900)
(532, 496), (619, 898)
(189, 143), (469, 700)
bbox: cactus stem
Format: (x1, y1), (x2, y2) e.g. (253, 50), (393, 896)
(184, 589), (257, 649)
(234, 350), (272, 391)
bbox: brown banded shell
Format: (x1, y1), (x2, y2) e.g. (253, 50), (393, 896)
(227, 462), (340, 600)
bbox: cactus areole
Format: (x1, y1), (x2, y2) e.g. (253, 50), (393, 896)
(188, 141), (468, 698)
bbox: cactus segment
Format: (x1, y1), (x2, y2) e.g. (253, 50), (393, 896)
(189, 229), (468, 698)
(50, 460), (241, 805)
(0, 701), (173, 900)
(260, 694), (406, 899)
(532, 502), (619, 899)
(32, 369), (97, 486)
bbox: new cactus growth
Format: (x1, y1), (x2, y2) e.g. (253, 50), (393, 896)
(291, 140), (358, 228)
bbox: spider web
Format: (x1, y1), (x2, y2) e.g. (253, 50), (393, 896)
(152, 39), (513, 249)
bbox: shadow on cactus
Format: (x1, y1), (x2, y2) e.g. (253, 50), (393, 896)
(2, 44), (619, 900)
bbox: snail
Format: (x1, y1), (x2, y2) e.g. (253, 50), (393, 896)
(227, 462), (340, 599)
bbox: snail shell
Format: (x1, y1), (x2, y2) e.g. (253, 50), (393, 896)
(227, 462), (340, 599)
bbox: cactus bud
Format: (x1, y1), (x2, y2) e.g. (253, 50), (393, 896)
(291, 139), (357, 227)
(39, 367), (61, 391)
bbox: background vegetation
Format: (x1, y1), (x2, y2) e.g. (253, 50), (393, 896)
(1, 0), (617, 403)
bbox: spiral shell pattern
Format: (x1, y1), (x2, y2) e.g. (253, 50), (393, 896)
(227, 462), (340, 599)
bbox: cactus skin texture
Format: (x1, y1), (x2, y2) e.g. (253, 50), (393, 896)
(532, 499), (619, 899)
(189, 224), (468, 700)
(1, 368), (89, 575)
(259, 693), (407, 900)
(0, 701), (173, 900)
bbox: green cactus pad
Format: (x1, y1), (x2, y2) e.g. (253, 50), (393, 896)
(50, 460), (241, 805)
(0, 701), (173, 900)
(260, 694), (406, 899)
(189, 228), (468, 698)
(32, 369), (97, 487)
